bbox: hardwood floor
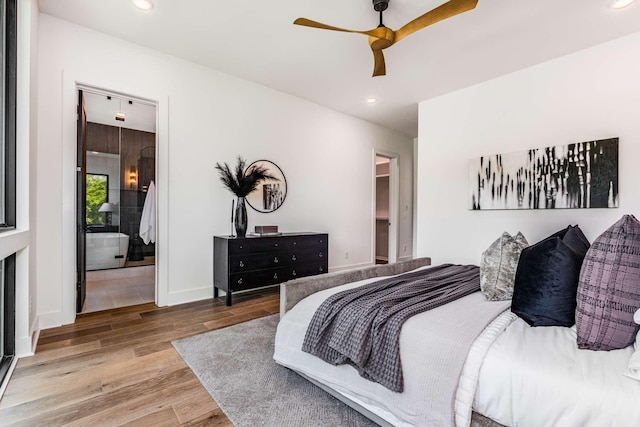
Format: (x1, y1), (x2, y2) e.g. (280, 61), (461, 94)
(0, 287), (280, 426)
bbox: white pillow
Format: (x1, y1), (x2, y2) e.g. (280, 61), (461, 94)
(623, 309), (640, 380)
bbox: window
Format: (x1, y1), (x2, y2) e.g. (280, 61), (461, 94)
(0, 0), (15, 231)
(0, 0), (17, 389)
(0, 256), (15, 386)
(86, 173), (108, 225)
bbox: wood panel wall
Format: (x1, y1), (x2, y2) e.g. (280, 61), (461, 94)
(86, 122), (119, 154)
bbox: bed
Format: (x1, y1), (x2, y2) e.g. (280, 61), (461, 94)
(273, 258), (640, 427)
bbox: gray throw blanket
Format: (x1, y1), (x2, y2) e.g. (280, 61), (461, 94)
(302, 264), (480, 392)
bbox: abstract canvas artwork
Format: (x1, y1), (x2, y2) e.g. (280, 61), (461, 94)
(469, 138), (618, 210)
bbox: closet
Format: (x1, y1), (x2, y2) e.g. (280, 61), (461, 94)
(375, 157), (390, 264)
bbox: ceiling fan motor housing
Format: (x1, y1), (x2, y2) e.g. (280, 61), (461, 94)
(373, 0), (389, 12)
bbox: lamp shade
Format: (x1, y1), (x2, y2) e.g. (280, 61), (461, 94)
(98, 202), (117, 213)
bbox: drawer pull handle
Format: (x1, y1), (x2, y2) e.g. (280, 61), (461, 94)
(292, 270), (297, 277)
(319, 252), (324, 258)
(238, 278), (243, 285)
(319, 267), (324, 272)
(274, 243), (278, 247)
(239, 245), (243, 249)
(293, 242), (297, 245)
(320, 240), (323, 243)
(291, 255), (297, 261)
(274, 273), (278, 279)
(239, 261), (244, 267)
(274, 257), (279, 263)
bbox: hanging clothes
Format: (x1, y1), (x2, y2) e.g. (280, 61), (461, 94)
(139, 180), (156, 244)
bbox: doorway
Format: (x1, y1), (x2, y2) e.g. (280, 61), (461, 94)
(374, 152), (398, 264)
(77, 88), (158, 313)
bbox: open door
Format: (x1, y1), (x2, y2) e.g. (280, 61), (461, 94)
(76, 90), (87, 313)
(374, 151), (399, 264)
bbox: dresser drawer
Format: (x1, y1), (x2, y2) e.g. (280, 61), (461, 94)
(290, 247), (327, 265)
(229, 267), (290, 292)
(287, 234), (328, 251)
(229, 252), (291, 274)
(290, 262), (328, 279)
(228, 237), (287, 255)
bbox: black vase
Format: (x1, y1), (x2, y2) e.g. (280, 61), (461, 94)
(235, 196), (248, 237)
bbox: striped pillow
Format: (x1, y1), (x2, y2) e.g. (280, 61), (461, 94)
(576, 215), (640, 351)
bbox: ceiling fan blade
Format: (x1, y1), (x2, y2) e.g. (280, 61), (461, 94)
(294, 18), (384, 37)
(372, 49), (386, 77)
(394, 0), (478, 44)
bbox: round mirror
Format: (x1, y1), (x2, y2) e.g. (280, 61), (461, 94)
(245, 160), (287, 213)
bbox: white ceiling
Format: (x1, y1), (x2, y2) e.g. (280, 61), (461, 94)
(84, 91), (156, 133)
(38, 0), (640, 138)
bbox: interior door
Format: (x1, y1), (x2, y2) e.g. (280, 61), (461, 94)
(76, 90), (87, 313)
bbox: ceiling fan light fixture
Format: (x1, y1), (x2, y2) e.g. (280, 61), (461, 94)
(611, 0), (635, 9)
(294, 0), (480, 77)
(373, 0), (389, 12)
(133, 0), (153, 11)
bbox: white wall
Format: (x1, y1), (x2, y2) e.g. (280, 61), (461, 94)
(36, 14), (414, 327)
(416, 31), (640, 266)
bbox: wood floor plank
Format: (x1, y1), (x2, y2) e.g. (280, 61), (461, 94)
(172, 388), (221, 424)
(119, 407), (181, 427)
(0, 287), (280, 426)
(0, 381), (103, 424)
(181, 408), (233, 427)
(15, 341), (102, 368)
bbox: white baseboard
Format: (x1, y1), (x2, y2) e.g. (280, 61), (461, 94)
(329, 261), (373, 273)
(15, 329), (38, 358)
(38, 310), (63, 330)
(167, 286), (213, 306)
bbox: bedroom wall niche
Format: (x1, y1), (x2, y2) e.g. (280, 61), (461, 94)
(416, 31), (640, 266)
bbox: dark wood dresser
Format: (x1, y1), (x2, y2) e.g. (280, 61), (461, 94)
(213, 232), (328, 306)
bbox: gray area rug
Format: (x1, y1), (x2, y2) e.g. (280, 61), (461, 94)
(172, 314), (377, 427)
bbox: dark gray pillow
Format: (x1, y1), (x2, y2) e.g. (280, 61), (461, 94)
(576, 215), (640, 351)
(480, 232), (528, 301)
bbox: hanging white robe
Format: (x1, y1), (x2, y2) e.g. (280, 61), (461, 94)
(139, 180), (156, 244)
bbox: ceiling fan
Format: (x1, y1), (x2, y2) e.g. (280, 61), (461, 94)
(294, 0), (479, 77)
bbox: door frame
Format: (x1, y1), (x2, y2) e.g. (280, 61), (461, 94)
(75, 86), (160, 313)
(76, 90), (87, 313)
(372, 149), (399, 264)
(57, 73), (169, 326)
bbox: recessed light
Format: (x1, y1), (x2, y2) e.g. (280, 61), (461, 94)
(115, 112), (126, 122)
(133, 0), (153, 11)
(611, 0), (634, 9)
(366, 97), (378, 104)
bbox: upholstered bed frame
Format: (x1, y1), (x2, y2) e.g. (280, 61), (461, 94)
(280, 257), (433, 317)
(278, 257), (505, 427)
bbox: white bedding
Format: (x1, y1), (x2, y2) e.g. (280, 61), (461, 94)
(275, 270), (640, 427)
(474, 317), (640, 427)
(274, 272), (509, 426)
